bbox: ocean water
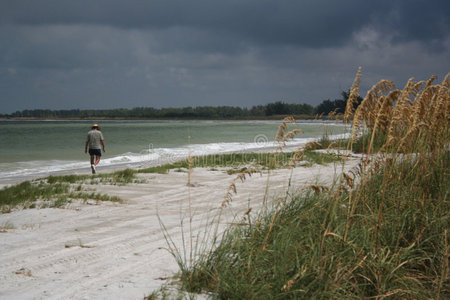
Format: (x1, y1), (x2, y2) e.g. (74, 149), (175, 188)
(0, 120), (349, 182)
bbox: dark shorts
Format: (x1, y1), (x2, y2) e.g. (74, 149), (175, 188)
(89, 148), (102, 156)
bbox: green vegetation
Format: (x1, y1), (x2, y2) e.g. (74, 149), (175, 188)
(305, 132), (388, 154)
(0, 169), (140, 212)
(139, 151), (341, 174)
(46, 168), (140, 185)
(2, 95), (357, 120)
(0, 181), (69, 209)
(162, 73), (449, 299)
(2, 102), (314, 120)
(314, 90), (363, 116)
(139, 161), (189, 174)
(0, 179), (122, 213)
(347, 132), (388, 153)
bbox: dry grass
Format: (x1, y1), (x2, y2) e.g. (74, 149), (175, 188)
(344, 66), (362, 123)
(349, 71), (449, 156)
(223, 168), (262, 207)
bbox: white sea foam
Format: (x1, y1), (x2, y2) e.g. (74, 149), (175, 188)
(0, 133), (349, 183)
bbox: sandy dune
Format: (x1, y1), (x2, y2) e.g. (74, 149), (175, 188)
(0, 155), (360, 299)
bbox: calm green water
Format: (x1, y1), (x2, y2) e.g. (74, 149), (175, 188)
(0, 120), (348, 180)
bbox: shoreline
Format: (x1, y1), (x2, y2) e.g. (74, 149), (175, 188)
(0, 119), (349, 188)
(0, 145), (307, 188)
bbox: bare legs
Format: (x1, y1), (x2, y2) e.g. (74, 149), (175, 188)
(90, 155), (101, 174)
(90, 155), (101, 166)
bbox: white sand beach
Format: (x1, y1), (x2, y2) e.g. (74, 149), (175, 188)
(0, 153), (360, 299)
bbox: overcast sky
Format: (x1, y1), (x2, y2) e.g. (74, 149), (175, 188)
(1, 0), (449, 113)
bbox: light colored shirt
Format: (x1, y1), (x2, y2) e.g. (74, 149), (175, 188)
(87, 130), (104, 149)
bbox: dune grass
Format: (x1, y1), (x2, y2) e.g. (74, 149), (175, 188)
(162, 72), (449, 299)
(0, 181), (69, 210)
(139, 151), (341, 175)
(0, 169), (137, 212)
(46, 168), (140, 185)
(0, 178), (123, 213)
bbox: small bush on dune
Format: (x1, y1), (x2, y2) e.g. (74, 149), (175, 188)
(112, 168), (137, 183)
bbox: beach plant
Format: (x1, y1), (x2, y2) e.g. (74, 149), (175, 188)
(169, 71), (449, 299)
(0, 177), (123, 212)
(46, 169), (139, 185)
(144, 285), (187, 300)
(0, 180), (69, 212)
(46, 174), (88, 184)
(139, 151), (340, 175)
(110, 168), (137, 184)
(139, 161), (189, 174)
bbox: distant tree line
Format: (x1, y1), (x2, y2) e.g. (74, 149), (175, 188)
(2, 91), (360, 119)
(314, 91), (363, 116)
(2, 104), (312, 119)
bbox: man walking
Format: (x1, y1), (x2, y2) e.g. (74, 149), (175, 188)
(85, 123), (105, 174)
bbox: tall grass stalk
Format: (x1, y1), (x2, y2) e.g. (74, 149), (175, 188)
(187, 130), (194, 279)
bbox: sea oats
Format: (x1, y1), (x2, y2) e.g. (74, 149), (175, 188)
(305, 141), (322, 150)
(398, 122), (429, 152)
(442, 72), (450, 88)
(297, 184), (330, 195)
(350, 79), (396, 143)
(223, 168), (261, 207)
(387, 78), (415, 140)
(284, 128), (304, 140)
(288, 148), (304, 167)
(274, 116), (303, 153)
(343, 172), (354, 189)
(344, 67), (362, 122)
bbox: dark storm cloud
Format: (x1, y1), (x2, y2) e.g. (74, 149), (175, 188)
(3, 0), (448, 48)
(0, 0), (449, 113)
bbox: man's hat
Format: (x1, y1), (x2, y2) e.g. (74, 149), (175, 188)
(91, 123), (100, 129)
